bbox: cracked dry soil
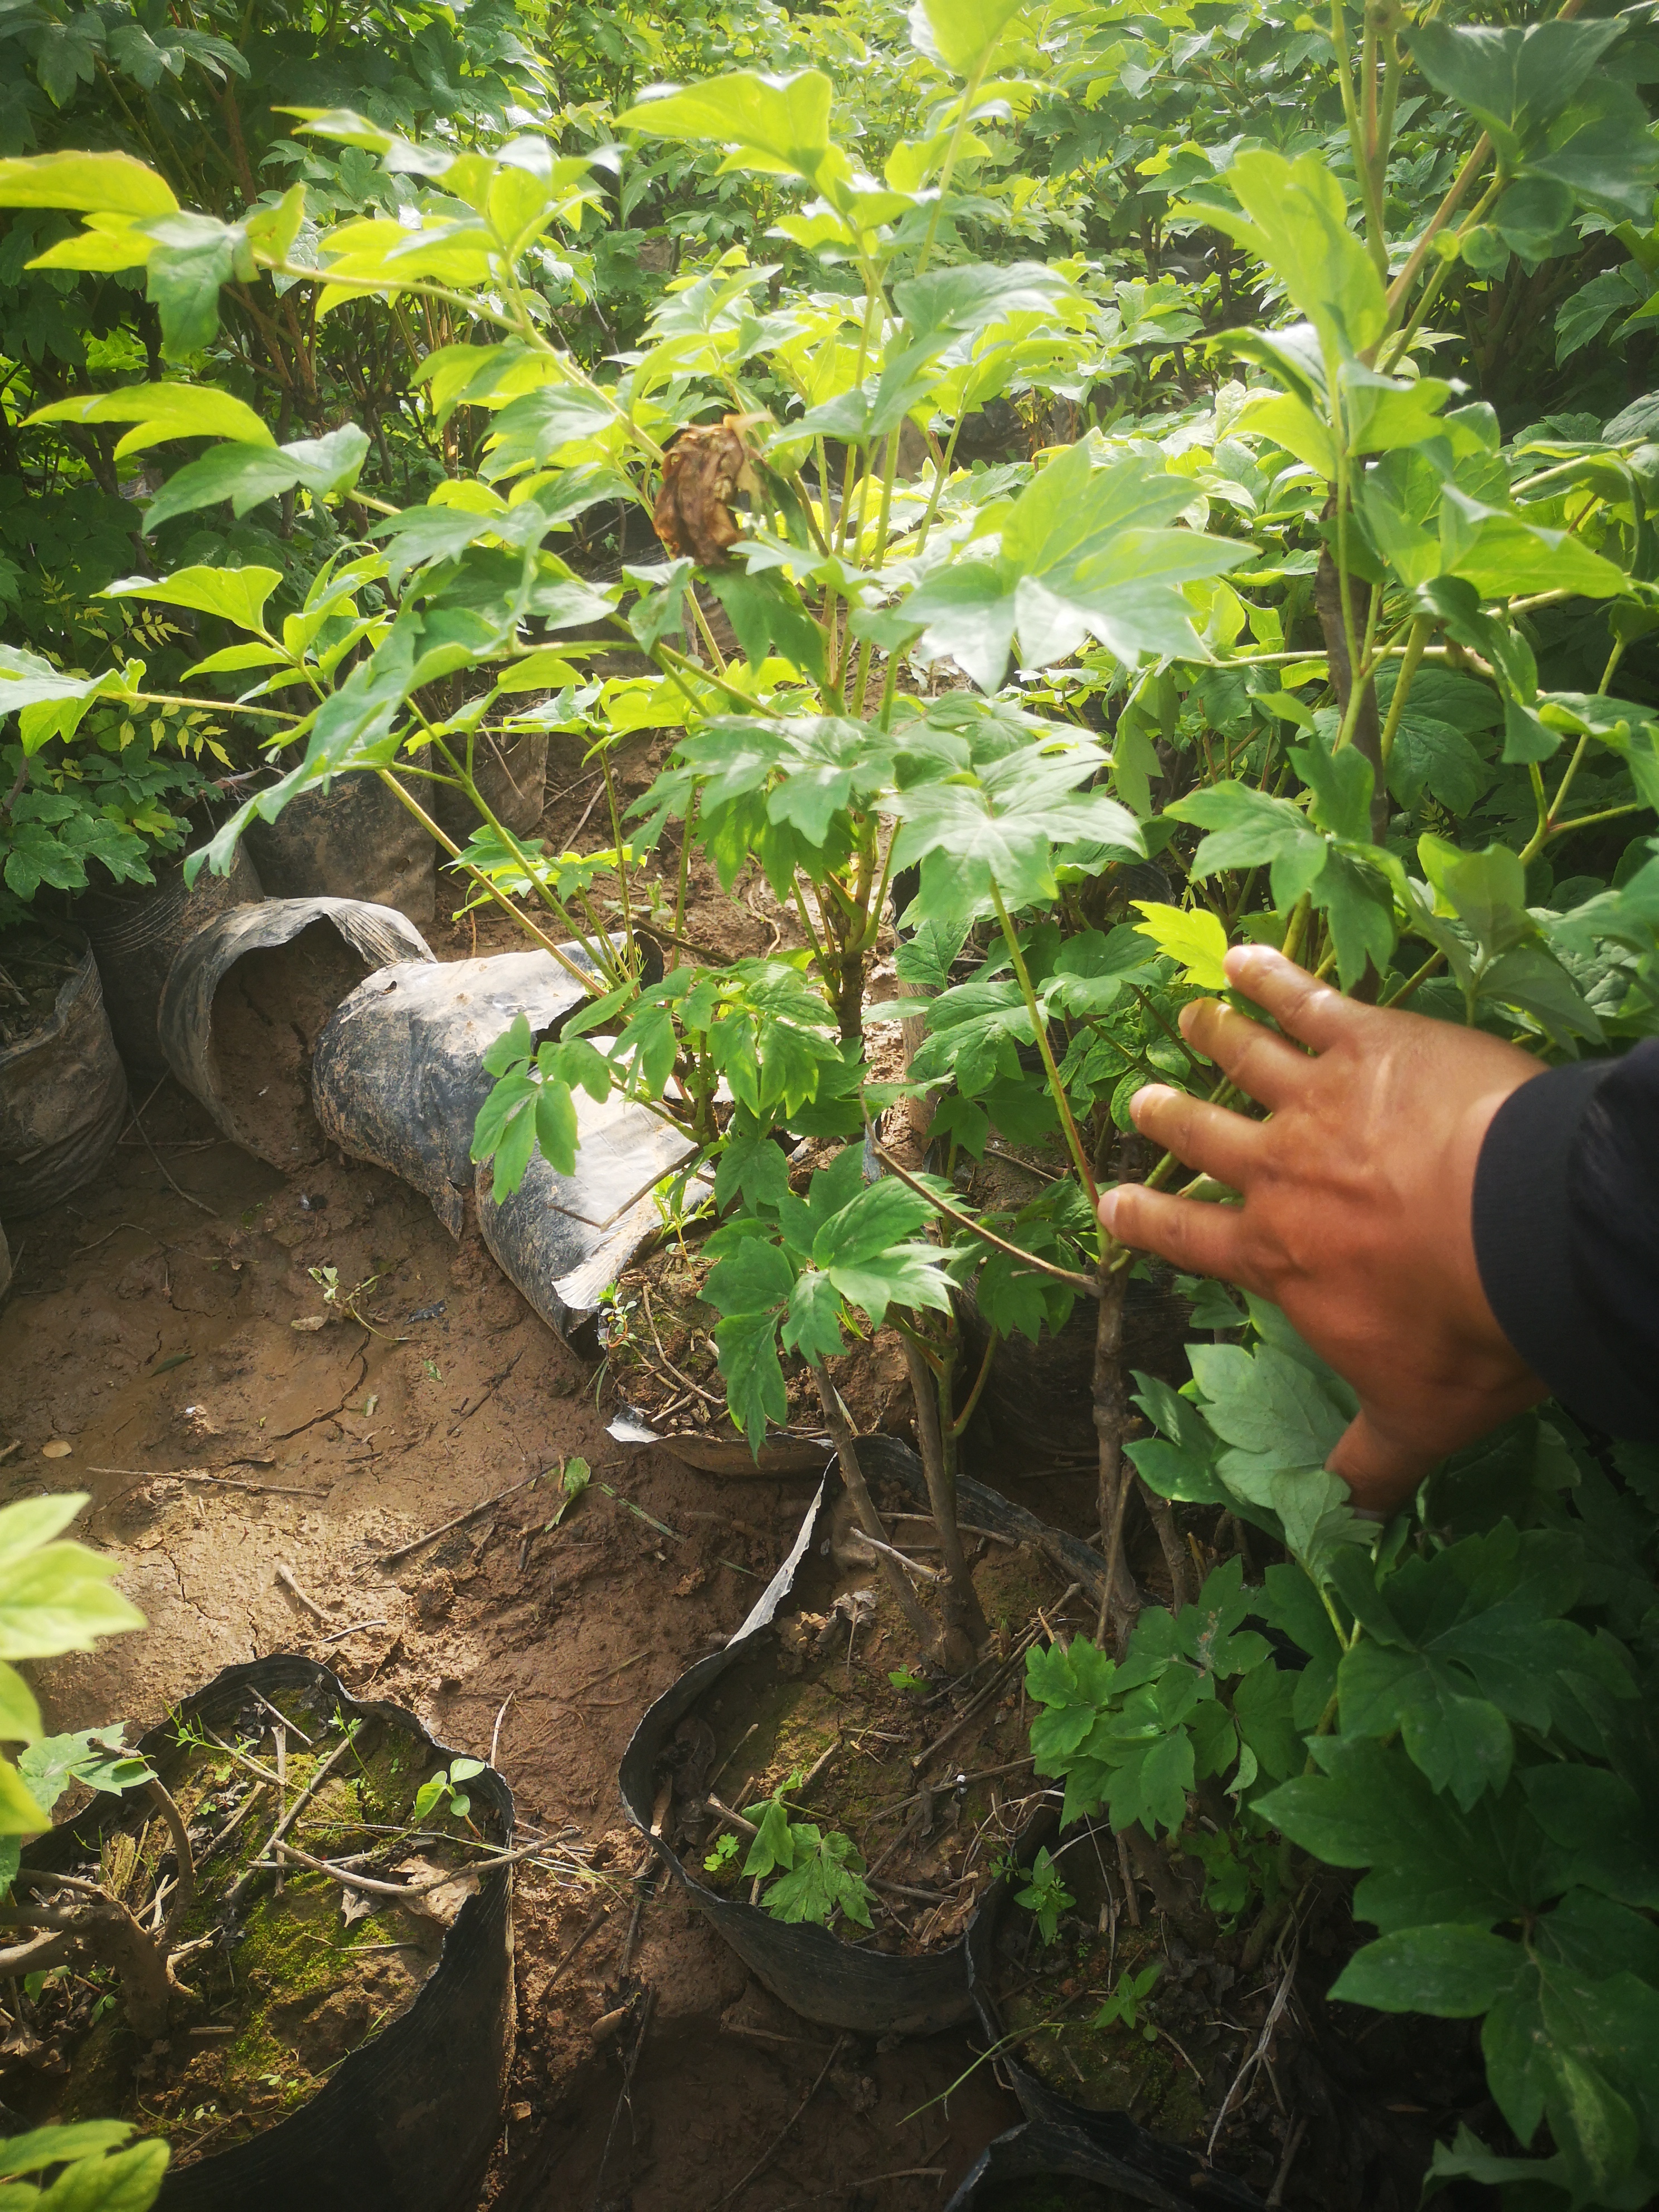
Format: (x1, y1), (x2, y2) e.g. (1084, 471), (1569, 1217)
(0, 894), (1020, 2212)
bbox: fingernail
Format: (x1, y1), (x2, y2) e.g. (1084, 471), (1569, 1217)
(1097, 1189), (1121, 1229)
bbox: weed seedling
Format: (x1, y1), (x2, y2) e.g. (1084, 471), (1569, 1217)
(1093, 1962), (1162, 2040)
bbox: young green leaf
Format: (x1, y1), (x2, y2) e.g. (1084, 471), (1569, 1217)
(1129, 903), (1230, 991)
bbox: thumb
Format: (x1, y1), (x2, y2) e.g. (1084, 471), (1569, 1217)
(1326, 1410), (1437, 1521)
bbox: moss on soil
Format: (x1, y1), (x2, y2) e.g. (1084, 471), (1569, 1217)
(4, 1685), (492, 2168)
(688, 1503), (1073, 1953)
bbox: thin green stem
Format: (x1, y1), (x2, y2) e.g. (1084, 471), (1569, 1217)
(913, 414), (965, 559)
(1549, 800), (1647, 841)
(913, 58), (989, 278)
(988, 882), (1099, 1214)
(1381, 947), (1444, 1007)
(374, 770), (599, 993)
(1519, 762), (1551, 866)
(1378, 615), (1429, 767)
(135, 690), (297, 723)
(675, 783), (698, 939)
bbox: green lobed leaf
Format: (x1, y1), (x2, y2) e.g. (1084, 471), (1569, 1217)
(1330, 1924), (1524, 2016)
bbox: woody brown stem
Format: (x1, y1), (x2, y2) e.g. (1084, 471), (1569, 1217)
(1092, 1262), (1137, 1643)
(810, 1364), (940, 1655)
(901, 1334), (988, 1663)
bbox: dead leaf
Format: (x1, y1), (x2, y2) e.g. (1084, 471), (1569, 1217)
(339, 1887), (375, 1928)
(652, 418), (758, 565)
(391, 1855), (478, 1928)
(40, 1440), (71, 1458)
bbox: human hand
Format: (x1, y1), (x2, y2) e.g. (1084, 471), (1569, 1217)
(1097, 945), (1550, 1517)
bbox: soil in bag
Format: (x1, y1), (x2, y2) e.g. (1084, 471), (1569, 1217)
(80, 842), (264, 1083)
(158, 899), (434, 1169)
(969, 1801), (1483, 2212)
(598, 1230), (914, 1475)
(0, 924), (127, 1217)
(622, 1454), (1088, 2034)
(6, 1655), (514, 2212)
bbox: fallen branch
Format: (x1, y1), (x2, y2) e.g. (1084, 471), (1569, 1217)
(275, 1562), (332, 1623)
(227, 1730), (357, 1909)
(713, 2032), (848, 2210)
(249, 1687), (312, 1745)
(316, 1617), (389, 1647)
(1207, 1942), (1298, 2158)
(842, 1529), (947, 1585)
(90, 1466), (310, 1497)
(377, 1472), (541, 1565)
(263, 1836), (546, 1895)
(910, 1600), (1077, 1773)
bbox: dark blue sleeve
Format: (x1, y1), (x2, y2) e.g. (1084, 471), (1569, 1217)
(1472, 1038), (1659, 1441)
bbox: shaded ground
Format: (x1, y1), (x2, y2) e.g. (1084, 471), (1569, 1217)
(0, 762), (1028, 2208)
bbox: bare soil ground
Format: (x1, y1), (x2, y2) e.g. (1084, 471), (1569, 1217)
(0, 758), (1027, 2209)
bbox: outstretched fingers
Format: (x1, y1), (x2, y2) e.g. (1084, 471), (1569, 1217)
(1098, 1181), (1251, 1286)
(1326, 1410), (1438, 1520)
(1180, 999), (1313, 1112)
(1224, 945), (1368, 1055)
(1128, 1083), (1267, 1190)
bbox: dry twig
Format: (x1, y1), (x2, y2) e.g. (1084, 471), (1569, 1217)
(378, 1472), (540, 1564)
(712, 2033), (849, 2210)
(275, 1561), (332, 1623)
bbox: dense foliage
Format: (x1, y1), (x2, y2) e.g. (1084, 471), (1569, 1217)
(4, 0), (1659, 2199)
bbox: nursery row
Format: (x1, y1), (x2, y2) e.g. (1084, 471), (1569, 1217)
(1, 0), (1658, 2202)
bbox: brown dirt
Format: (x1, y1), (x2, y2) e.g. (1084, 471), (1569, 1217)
(602, 1228), (914, 1454)
(1, 852), (1026, 2207)
(209, 922), (382, 1167)
(662, 1493), (1084, 1955)
(0, 925), (81, 1046)
(2, 1686), (470, 2165)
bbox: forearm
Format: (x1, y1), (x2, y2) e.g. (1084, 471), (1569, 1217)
(1472, 1039), (1659, 1442)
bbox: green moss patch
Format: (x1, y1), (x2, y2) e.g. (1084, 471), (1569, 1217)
(2, 1685), (496, 2170)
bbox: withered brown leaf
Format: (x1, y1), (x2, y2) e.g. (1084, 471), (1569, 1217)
(652, 417), (758, 565)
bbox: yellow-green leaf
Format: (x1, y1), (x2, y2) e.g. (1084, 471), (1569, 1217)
(27, 384), (274, 459)
(27, 216), (154, 274)
(0, 1664), (42, 1748)
(102, 566), (282, 634)
(0, 1758), (49, 1837)
(617, 71), (833, 182)
(0, 1543), (146, 1663)
(910, 0), (1026, 77)
(1234, 391), (1337, 479)
(0, 1496), (85, 1575)
(1131, 901), (1232, 990)
(0, 151), (176, 217)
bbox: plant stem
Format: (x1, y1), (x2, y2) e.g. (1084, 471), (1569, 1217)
(1091, 1256), (1136, 1642)
(809, 1363), (940, 1653)
(1377, 615), (1429, 767)
(145, 1779), (196, 1947)
(675, 783), (698, 938)
(1381, 946), (1445, 1007)
(989, 883), (1099, 1213)
(871, 1139), (1100, 1296)
(901, 1332), (989, 1658)
(374, 769), (600, 995)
